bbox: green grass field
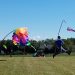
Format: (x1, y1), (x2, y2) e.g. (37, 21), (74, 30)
(0, 56), (75, 75)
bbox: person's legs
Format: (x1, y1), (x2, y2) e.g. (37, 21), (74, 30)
(61, 46), (71, 55)
(53, 47), (60, 58)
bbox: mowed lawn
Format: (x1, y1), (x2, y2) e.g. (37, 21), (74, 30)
(0, 56), (75, 75)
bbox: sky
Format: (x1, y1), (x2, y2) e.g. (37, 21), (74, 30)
(0, 0), (75, 40)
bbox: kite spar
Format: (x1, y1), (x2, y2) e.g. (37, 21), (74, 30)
(3, 29), (15, 40)
(58, 20), (66, 36)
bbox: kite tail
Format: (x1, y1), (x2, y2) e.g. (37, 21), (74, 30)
(31, 45), (36, 51)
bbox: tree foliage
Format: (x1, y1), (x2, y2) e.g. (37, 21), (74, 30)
(0, 38), (75, 55)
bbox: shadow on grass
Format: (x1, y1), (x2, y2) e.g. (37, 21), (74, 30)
(0, 60), (7, 61)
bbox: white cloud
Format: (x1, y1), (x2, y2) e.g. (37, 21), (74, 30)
(30, 35), (41, 41)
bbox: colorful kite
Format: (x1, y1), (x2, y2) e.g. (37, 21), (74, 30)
(2, 27), (36, 51)
(12, 27), (31, 46)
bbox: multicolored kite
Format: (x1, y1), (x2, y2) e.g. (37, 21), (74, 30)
(2, 27), (36, 51)
(12, 27), (31, 46)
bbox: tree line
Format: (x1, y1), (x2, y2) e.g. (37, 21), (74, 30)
(0, 38), (75, 55)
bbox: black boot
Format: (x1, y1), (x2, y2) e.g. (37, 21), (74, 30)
(66, 50), (71, 55)
(53, 53), (56, 58)
(53, 54), (55, 58)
